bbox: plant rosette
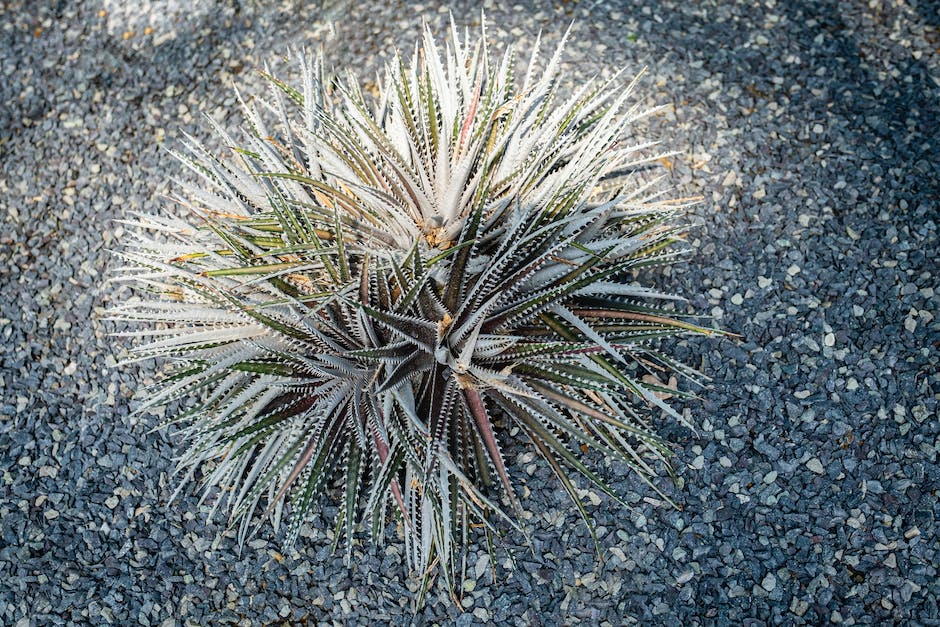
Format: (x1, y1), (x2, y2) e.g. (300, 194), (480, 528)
(110, 17), (718, 603)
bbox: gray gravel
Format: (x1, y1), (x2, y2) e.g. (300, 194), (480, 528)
(2, 0), (938, 624)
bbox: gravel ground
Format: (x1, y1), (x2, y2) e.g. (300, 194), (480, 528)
(1, 0), (938, 624)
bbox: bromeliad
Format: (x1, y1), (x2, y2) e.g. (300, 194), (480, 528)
(110, 18), (714, 600)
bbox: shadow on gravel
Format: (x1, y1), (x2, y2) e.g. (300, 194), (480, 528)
(775, 0), (940, 213)
(911, 0), (940, 27)
(646, 0), (938, 217)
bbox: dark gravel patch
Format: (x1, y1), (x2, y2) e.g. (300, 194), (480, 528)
(1, 0), (937, 624)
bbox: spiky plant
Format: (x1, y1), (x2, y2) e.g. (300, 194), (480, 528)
(111, 20), (715, 597)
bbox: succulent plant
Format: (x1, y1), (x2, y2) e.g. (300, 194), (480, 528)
(111, 19), (714, 598)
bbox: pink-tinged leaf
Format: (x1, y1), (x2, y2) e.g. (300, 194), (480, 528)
(372, 420), (410, 525)
(457, 78), (481, 154)
(265, 429), (324, 517)
(462, 383), (522, 516)
(264, 434), (320, 516)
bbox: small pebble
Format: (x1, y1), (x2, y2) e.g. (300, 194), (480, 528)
(806, 458), (825, 474)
